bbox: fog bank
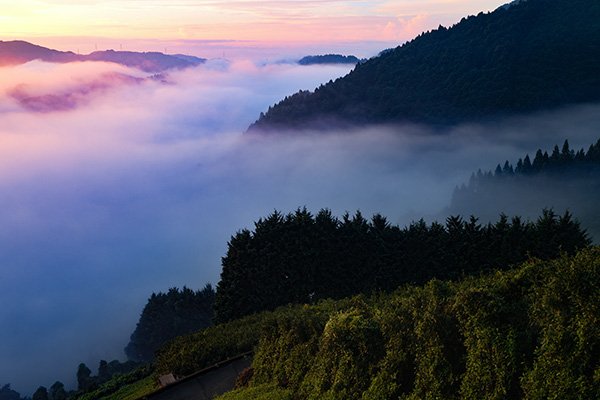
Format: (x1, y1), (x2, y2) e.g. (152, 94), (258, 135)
(1, 58), (599, 395)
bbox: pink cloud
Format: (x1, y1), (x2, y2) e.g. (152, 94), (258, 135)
(380, 14), (433, 41)
(8, 72), (146, 112)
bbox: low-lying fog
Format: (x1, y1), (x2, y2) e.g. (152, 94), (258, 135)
(1, 57), (599, 394)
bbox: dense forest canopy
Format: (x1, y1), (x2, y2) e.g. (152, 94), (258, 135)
(298, 54), (360, 65)
(215, 248), (600, 400)
(125, 285), (215, 362)
(214, 208), (590, 322)
(36, 206), (595, 399)
(450, 138), (600, 238)
(455, 138), (600, 185)
(249, 0), (600, 132)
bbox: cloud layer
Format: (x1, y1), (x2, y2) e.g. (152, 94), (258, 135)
(0, 59), (357, 393)
(1, 58), (599, 395)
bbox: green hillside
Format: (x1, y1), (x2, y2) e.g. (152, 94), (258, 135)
(81, 244), (599, 399)
(51, 205), (591, 400)
(218, 247), (600, 399)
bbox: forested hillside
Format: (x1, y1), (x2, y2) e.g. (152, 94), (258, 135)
(249, 0), (600, 132)
(298, 55), (360, 65)
(449, 138), (600, 238)
(216, 248), (600, 400)
(52, 209), (593, 400)
(215, 208), (589, 322)
(125, 285), (215, 362)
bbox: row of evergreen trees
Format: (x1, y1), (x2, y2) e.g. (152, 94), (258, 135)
(455, 139), (600, 193)
(125, 285), (215, 362)
(214, 207), (590, 322)
(449, 138), (600, 240)
(0, 382), (67, 400)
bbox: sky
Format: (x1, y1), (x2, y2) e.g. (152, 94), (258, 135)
(0, 0), (505, 57)
(4, 0), (600, 396)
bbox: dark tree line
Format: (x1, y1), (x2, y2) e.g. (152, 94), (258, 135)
(125, 285), (215, 362)
(298, 54), (360, 65)
(0, 382), (68, 400)
(214, 208), (590, 322)
(3, 360), (142, 400)
(450, 139), (600, 238)
(249, 0), (600, 132)
(455, 139), (600, 191)
(71, 286), (215, 396)
(74, 359), (141, 393)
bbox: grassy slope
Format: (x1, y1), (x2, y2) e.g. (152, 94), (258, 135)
(99, 376), (157, 400)
(74, 367), (158, 400)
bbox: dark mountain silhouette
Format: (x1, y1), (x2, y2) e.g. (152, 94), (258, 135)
(0, 40), (206, 72)
(0, 40), (79, 66)
(83, 50), (204, 73)
(249, 0), (600, 132)
(298, 54), (361, 65)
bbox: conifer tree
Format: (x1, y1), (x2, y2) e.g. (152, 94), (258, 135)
(49, 382), (66, 400)
(77, 363), (93, 391)
(32, 387), (48, 400)
(126, 285), (215, 361)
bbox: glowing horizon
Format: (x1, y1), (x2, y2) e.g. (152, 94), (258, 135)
(2, 1), (504, 51)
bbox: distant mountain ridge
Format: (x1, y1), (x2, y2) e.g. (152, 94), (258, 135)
(0, 40), (79, 65)
(298, 54), (361, 65)
(249, 0), (600, 132)
(0, 40), (206, 72)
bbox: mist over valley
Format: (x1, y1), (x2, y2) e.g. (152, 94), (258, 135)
(1, 0), (599, 397)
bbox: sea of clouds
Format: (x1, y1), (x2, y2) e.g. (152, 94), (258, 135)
(1, 57), (599, 394)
